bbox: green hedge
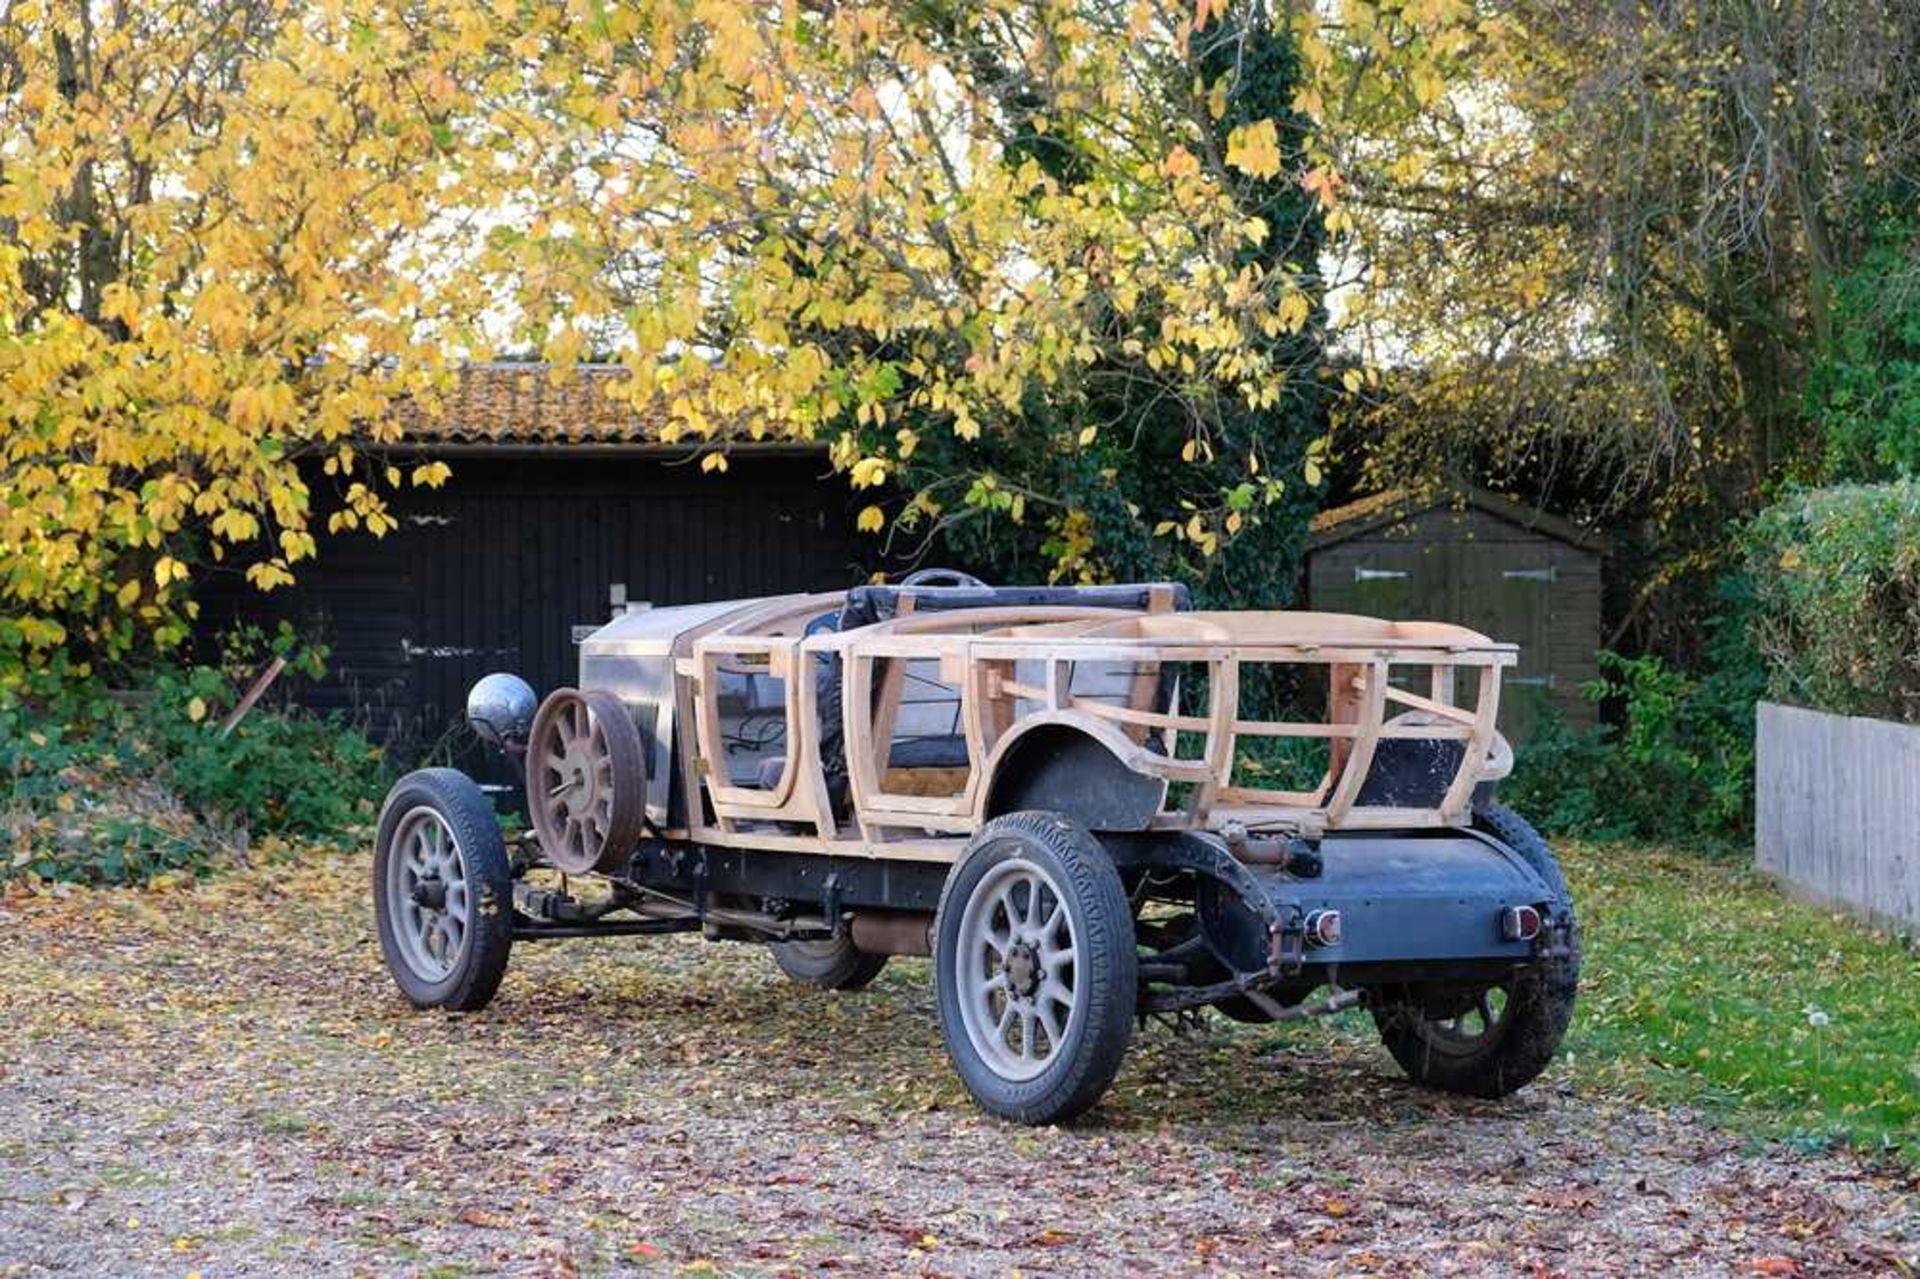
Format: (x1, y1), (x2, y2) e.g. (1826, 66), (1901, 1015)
(1504, 644), (1759, 848)
(3, 660), (390, 886)
(1746, 481), (1920, 724)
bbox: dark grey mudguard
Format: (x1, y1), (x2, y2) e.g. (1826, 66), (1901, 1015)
(1186, 830), (1563, 973)
(1283, 831), (1559, 963)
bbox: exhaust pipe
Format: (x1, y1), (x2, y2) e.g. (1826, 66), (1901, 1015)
(850, 911), (935, 956)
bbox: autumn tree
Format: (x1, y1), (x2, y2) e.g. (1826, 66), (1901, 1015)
(0, 0), (505, 685)
(5, 0), (1359, 691)
(900, 8), (1330, 607)
(1301, 0), (1920, 648)
(477, 0), (1337, 598)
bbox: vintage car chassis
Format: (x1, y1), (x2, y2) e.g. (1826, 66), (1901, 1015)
(373, 578), (1580, 1125)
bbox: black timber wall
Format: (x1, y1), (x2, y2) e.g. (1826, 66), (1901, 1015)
(198, 452), (867, 772)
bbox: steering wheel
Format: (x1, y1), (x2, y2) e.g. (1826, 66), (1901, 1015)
(899, 567), (987, 589)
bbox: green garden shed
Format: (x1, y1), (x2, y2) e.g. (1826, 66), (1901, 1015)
(1304, 486), (1607, 742)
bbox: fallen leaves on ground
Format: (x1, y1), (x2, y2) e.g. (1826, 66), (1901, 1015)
(0, 850), (1914, 1276)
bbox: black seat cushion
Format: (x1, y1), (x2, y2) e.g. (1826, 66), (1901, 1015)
(837, 581), (1190, 630)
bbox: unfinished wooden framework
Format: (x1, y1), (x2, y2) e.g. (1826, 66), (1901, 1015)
(620, 593), (1517, 865)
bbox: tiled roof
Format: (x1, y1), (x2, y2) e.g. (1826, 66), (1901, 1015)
(383, 363), (663, 442)
(381, 362), (830, 448)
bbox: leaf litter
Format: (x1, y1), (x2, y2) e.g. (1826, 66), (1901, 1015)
(0, 851), (1913, 1276)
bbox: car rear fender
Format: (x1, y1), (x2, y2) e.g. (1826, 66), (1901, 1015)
(977, 713), (1167, 832)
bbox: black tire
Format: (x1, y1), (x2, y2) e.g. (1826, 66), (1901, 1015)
(933, 812), (1137, 1125)
(767, 937), (889, 990)
(1369, 802), (1580, 1098)
(373, 768), (514, 1011)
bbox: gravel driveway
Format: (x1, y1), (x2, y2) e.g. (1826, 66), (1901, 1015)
(1, 855), (1913, 1276)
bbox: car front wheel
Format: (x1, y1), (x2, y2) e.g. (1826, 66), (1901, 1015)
(373, 768), (514, 1011)
(933, 812), (1136, 1125)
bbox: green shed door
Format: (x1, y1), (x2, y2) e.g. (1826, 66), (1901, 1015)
(1455, 543), (1556, 740)
(1319, 544), (1452, 699)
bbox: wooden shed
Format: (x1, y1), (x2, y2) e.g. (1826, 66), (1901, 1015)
(199, 364), (867, 780)
(1304, 486), (1607, 741)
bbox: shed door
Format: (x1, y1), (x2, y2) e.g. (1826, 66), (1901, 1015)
(1317, 543), (1450, 700)
(1455, 543), (1556, 740)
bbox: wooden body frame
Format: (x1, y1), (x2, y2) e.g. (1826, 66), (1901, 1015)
(618, 594), (1517, 867)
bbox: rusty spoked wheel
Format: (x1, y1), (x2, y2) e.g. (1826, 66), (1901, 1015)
(526, 688), (647, 873)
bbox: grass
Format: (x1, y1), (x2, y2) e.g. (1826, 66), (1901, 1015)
(1559, 839), (1919, 1161)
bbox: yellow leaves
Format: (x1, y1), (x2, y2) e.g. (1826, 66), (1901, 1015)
(1410, 63), (1446, 108)
(1206, 79), (1230, 122)
(1303, 434), (1330, 488)
(545, 326), (585, 370)
(210, 509), (259, 544)
(279, 530), (317, 564)
(410, 461), (451, 488)
(187, 697), (208, 724)
(700, 451), (729, 474)
(1274, 292), (1313, 334)
(228, 383), (295, 430)
(1225, 119), (1282, 179)
(153, 557), (189, 589)
(245, 560), (295, 591)
(849, 457), (889, 489)
(115, 581), (141, 609)
(856, 505), (885, 533)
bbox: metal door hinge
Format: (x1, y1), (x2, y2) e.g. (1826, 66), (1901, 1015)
(1354, 567), (1410, 582)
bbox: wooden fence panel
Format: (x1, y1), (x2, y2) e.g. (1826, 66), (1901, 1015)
(1756, 701), (1920, 934)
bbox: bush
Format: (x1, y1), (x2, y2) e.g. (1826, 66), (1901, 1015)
(1746, 480), (1920, 724)
(2, 645), (390, 886)
(1506, 617), (1761, 848)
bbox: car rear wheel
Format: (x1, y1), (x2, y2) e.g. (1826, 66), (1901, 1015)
(373, 769), (514, 1011)
(1369, 803), (1579, 1098)
(767, 936), (889, 990)
(934, 812), (1136, 1125)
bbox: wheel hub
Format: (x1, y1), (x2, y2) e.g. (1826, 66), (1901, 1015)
(1004, 941), (1041, 997)
(558, 742), (598, 809)
(411, 875), (448, 911)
